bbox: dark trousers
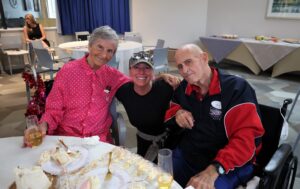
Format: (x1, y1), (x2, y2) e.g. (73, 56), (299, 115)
(172, 148), (254, 189)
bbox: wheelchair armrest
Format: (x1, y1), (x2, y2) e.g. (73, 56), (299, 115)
(259, 143), (293, 188)
(264, 143), (292, 174)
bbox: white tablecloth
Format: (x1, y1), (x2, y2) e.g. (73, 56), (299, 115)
(58, 40), (143, 75)
(200, 36), (300, 75)
(0, 136), (182, 189)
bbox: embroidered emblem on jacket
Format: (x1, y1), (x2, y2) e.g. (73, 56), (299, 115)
(209, 100), (222, 120)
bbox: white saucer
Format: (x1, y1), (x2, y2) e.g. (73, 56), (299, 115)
(41, 146), (88, 175)
(77, 168), (130, 189)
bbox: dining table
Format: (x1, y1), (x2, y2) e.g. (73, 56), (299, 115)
(0, 136), (182, 189)
(58, 40), (143, 75)
(199, 36), (300, 77)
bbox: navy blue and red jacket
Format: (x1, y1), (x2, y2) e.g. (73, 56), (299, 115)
(164, 68), (265, 173)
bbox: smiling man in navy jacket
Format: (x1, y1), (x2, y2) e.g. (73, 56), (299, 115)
(164, 44), (264, 189)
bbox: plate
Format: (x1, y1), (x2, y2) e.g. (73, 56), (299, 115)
(77, 168), (130, 189)
(282, 38), (300, 44)
(41, 146), (88, 175)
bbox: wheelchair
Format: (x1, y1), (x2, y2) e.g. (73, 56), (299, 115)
(243, 99), (298, 189)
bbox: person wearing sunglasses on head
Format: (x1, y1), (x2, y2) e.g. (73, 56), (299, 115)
(115, 51), (181, 161)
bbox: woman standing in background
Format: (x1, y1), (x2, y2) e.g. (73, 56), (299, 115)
(23, 13), (50, 47)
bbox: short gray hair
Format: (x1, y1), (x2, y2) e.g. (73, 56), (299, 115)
(88, 25), (119, 48)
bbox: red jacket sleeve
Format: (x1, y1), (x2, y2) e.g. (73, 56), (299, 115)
(164, 101), (182, 122)
(214, 102), (264, 173)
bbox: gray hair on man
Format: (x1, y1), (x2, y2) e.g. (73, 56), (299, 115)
(88, 25), (119, 48)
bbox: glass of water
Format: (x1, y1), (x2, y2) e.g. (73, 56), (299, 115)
(157, 148), (173, 189)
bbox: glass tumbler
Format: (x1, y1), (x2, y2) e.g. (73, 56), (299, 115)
(157, 148), (173, 189)
(25, 115), (43, 147)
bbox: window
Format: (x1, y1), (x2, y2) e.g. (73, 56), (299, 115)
(46, 0), (56, 19)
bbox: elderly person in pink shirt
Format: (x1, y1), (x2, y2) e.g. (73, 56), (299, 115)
(24, 26), (130, 144)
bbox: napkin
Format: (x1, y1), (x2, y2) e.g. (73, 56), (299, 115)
(185, 186), (195, 189)
(82, 136), (100, 146)
(14, 166), (52, 189)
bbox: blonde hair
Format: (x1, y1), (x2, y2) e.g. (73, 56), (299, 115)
(24, 14), (38, 33)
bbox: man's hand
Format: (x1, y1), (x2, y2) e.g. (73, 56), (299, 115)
(158, 73), (181, 90)
(186, 165), (219, 189)
(175, 109), (194, 129)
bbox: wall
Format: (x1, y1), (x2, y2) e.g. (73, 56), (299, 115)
(3, 0), (40, 19)
(1, 0), (56, 28)
(206, 0), (300, 38)
(131, 0), (208, 48)
(3, 1), (300, 48)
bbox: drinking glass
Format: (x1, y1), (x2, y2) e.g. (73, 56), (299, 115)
(157, 148), (173, 189)
(25, 115), (43, 147)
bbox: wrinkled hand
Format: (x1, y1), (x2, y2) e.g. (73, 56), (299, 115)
(159, 73), (181, 90)
(23, 122), (48, 147)
(175, 109), (194, 129)
(187, 165), (219, 189)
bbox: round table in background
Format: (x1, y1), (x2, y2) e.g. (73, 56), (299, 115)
(58, 40), (143, 75)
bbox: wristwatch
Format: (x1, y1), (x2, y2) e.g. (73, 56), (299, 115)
(212, 162), (225, 175)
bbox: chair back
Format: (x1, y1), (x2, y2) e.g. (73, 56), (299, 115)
(0, 35), (23, 49)
(124, 32), (142, 43)
(110, 98), (126, 146)
(31, 40), (44, 49)
(153, 48), (169, 73)
(156, 39), (165, 48)
(33, 48), (54, 70)
(75, 31), (90, 41)
(107, 55), (119, 69)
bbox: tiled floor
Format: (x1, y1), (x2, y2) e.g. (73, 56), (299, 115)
(0, 62), (299, 188)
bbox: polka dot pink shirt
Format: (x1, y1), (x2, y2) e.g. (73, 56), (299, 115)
(40, 55), (130, 143)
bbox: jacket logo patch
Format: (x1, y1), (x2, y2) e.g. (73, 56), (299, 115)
(209, 101), (222, 120)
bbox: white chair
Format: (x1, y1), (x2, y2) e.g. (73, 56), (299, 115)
(144, 38), (165, 51)
(0, 48), (29, 75)
(153, 48), (169, 74)
(0, 35), (29, 75)
(124, 32), (142, 43)
(29, 40), (71, 65)
(75, 31), (90, 41)
(33, 47), (64, 79)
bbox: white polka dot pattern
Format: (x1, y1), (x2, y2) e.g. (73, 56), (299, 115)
(40, 55), (130, 142)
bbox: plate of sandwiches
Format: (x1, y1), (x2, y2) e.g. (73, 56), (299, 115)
(39, 146), (89, 175)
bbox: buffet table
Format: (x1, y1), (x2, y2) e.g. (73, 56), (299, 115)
(0, 136), (182, 189)
(58, 40), (143, 75)
(200, 36), (300, 76)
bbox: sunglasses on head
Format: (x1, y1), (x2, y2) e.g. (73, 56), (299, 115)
(130, 51), (153, 63)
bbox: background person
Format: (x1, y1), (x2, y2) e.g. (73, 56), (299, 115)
(24, 26), (130, 146)
(164, 44), (264, 188)
(23, 13), (50, 47)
